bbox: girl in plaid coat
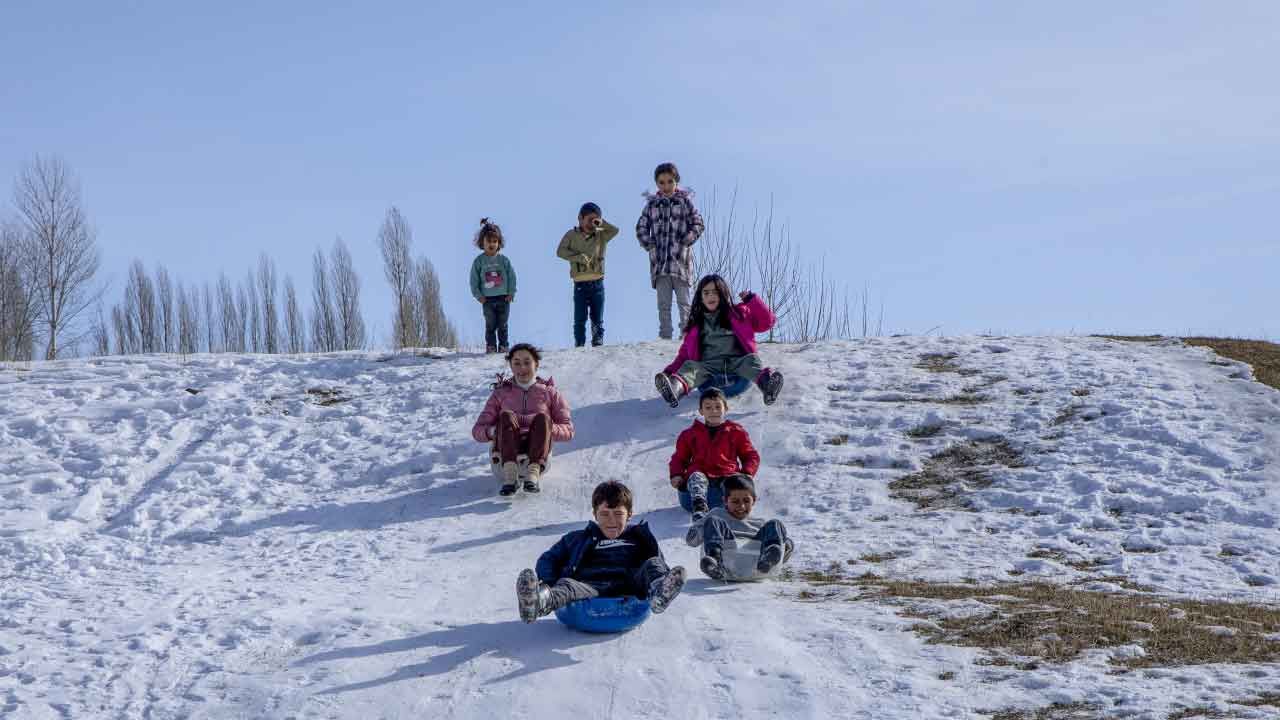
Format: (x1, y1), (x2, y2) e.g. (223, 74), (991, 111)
(636, 162), (705, 339)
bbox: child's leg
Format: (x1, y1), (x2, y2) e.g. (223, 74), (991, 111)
(525, 412), (552, 468)
(546, 578), (598, 611)
(633, 556), (685, 613)
(685, 472), (709, 507)
(672, 360), (711, 395)
(495, 298), (510, 351)
(755, 519), (790, 573)
(655, 275), (674, 339)
(483, 299), (499, 351)
(728, 353), (766, 382)
(572, 282), (588, 347)
(589, 280), (605, 346)
(496, 410), (522, 463)
(701, 515), (737, 556)
(672, 277), (691, 331)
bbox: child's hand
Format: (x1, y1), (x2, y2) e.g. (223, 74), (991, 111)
(506, 294), (514, 303)
(669, 476), (682, 488)
(476, 297), (485, 304)
(738, 290), (754, 302)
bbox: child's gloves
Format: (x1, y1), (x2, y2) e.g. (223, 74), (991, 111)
(669, 476), (683, 489)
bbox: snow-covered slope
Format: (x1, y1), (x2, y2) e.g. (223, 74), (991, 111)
(2, 337), (1278, 719)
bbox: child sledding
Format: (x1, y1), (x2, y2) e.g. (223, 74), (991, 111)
(655, 274), (784, 408)
(668, 387), (759, 522)
(686, 475), (794, 581)
(516, 481), (686, 626)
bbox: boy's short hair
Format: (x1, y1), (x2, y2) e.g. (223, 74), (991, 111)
(722, 474), (756, 499)
(591, 481), (634, 513)
(578, 202), (602, 217)
(699, 387), (728, 409)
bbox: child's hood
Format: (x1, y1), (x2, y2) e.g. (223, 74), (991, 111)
(641, 187), (695, 202)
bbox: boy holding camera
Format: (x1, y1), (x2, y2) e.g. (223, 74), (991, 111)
(556, 202), (618, 347)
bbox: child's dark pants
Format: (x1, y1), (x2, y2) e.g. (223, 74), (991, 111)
(545, 556), (672, 610)
(483, 297), (510, 350)
(572, 279), (605, 347)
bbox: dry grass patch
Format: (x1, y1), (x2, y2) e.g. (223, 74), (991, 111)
(906, 422), (945, 439)
(1168, 693), (1280, 719)
(889, 438), (1026, 510)
(916, 352), (964, 373)
(1097, 335), (1280, 392)
(306, 386), (351, 406)
(825, 434), (850, 446)
(789, 570), (1280, 669)
(984, 703), (1101, 720)
(860, 550), (911, 563)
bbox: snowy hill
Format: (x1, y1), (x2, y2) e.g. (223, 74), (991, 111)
(3, 337), (1279, 719)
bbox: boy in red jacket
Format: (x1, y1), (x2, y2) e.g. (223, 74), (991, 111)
(668, 388), (760, 531)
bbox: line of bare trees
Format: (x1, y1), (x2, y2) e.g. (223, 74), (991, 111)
(696, 186), (883, 342)
(378, 205), (458, 349)
(99, 239), (372, 358)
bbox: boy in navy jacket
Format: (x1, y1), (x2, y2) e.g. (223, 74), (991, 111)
(517, 481), (686, 622)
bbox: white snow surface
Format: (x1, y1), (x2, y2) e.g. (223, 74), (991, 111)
(2, 337), (1279, 719)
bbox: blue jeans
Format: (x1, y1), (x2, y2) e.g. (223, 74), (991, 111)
(573, 279), (605, 347)
(676, 474), (728, 513)
(482, 297), (510, 351)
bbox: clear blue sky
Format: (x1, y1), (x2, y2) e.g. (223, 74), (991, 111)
(3, 1), (1277, 348)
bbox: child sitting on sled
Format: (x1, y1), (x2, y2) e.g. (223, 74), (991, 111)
(686, 475), (794, 579)
(654, 274), (784, 407)
(669, 388), (759, 523)
(516, 481), (686, 622)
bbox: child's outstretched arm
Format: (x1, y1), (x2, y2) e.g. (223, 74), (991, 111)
(738, 291), (776, 334)
(738, 429), (761, 477)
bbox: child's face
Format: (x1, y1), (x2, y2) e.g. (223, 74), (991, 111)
(509, 350), (537, 382)
(700, 284), (721, 313)
(699, 397), (726, 426)
(483, 236), (501, 256)
(593, 503), (631, 539)
(578, 213), (601, 233)
(655, 172), (677, 196)
(725, 489), (755, 520)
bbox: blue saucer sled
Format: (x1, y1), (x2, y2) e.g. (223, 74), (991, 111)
(698, 373), (751, 399)
(555, 596), (651, 633)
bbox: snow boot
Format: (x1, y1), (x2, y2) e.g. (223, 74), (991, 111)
(758, 368), (785, 406)
(757, 543), (784, 574)
(499, 461), (519, 496)
(523, 463), (542, 493)
(654, 372), (684, 408)
(517, 568), (551, 623)
(700, 550), (726, 580)
(647, 566), (686, 613)
(685, 499), (709, 545)
(783, 538), (795, 565)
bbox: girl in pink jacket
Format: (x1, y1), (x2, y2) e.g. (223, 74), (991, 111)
(472, 343), (575, 496)
(655, 274), (784, 408)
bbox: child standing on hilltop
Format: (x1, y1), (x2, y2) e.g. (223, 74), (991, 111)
(556, 202), (618, 347)
(636, 162), (705, 340)
(470, 219), (517, 354)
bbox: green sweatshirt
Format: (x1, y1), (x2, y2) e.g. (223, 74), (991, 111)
(556, 220), (619, 282)
(470, 252), (516, 300)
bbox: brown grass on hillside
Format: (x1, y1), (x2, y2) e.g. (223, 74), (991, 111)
(1096, 335), (1280, 392)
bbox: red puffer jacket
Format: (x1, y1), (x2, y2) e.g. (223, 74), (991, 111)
(668, 419), (759, 488)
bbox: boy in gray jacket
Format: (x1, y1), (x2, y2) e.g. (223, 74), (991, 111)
(686, 475), (793, 579)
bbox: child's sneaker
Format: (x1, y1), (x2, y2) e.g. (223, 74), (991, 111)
(486, 346), (497, 355)
(654, 372), (682, 408)
(757, 543), (784, 574)
(498, 345), (509, 354)
(758, 369), (785, 406)
(700, 550), (726, 580)
(523, 463), (542, 493)
(647, 566), (686, 613)
(684, 518), (705, 546)
(783, 538), (795, 564)
(499, 461), (519, 496)
(691, 496), (709, 516)
(517, 568), (551, 623)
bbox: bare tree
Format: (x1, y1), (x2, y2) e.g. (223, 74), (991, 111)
(378, 206), (419, 349)
(13, 155), (101, 359)
(330, 238), (366, 351)
(283, 275), (305, 353)
(89, 304), (110, 357)
(310, 247), (338, 352)
(201, 281), (217, 353)
(695, 186), (753, 295)
(125, 260), (158, 352)
(177, 282), (200, 357)
(243, 270), (261, 353)
(111, 303), (136, 355)
(257, 254), (279, 353)
(751, 211), (803, 342)
(415, 256), (456, 348)
(157, 265), (177, 353)
(217, 272), (240, 352)
(0, 221), (37, 361)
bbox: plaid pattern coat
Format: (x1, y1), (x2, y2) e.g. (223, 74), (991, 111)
(635, 188), (705, 288)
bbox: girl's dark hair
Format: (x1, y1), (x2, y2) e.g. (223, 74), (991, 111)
(505, 342), (541, 365)
(474, 218), (504, 250)
(653, 162), (680, 183)
(591, 481), (634, 514)
(683, 274), (735, 336)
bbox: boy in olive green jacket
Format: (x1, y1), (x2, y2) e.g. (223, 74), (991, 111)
(556, 202), (618, 347)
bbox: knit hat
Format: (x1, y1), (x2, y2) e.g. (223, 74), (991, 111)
(578, 202), (602, 217)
